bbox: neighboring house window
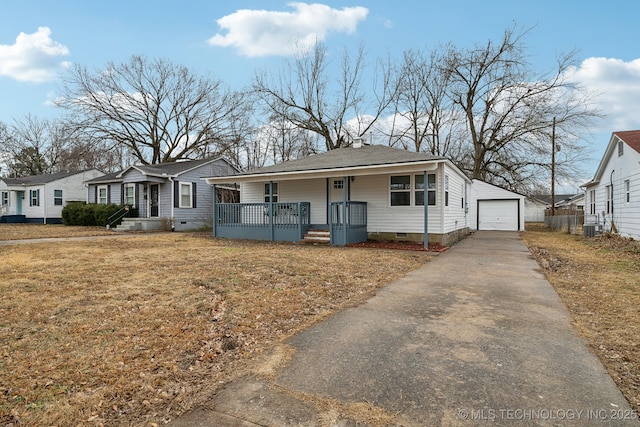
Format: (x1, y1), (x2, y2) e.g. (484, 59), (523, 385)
(444, 175), (449, 207)
(98, 186), (108, 204)
(618, 140), (624, 157)
(180, 183), (193, 208)
(413, 174), (437, 206)
(606, 185), (612, 214)
(625, 180), (630, 203)
(30, 189), (40, 207)
(264, 183), (278, 202)
(125, 184), (135, 206)
(390, 175), (411, 206)
(589, 190), (596, 214)
(54, 190), (63, 206)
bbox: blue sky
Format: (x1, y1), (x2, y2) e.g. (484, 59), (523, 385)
(1, 1), (640, 185)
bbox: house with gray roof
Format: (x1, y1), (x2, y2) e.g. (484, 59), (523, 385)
(204, 142), (472, 247)
(85, 157), (238, 231)
(0, 169), (103, 223)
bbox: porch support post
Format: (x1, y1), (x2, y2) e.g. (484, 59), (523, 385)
(342, 176), (348, 246)
(212, 184), (217, 237)
(423, 171), (429, 249)
(269, 181), (274, 242)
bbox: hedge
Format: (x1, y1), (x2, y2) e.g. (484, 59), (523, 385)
(62, 203), (138, 227)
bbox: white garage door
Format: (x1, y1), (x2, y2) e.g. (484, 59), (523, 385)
(478, 200), (519, 231)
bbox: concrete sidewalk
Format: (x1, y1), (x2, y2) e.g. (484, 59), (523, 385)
(171, 231), (639, 426)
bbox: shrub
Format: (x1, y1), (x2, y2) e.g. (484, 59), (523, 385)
(62, 203), (131, 227)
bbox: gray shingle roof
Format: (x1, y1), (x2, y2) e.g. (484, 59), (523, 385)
(2, 170), (91, 185)
(235, 145), (446, 176)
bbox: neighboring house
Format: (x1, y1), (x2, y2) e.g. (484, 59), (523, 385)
(582, 130), (640, 239)
(469, 179), (526, 231)
(555, 193), (584, 210)
(84, 157), (238, 231)
(525, 197), (548, 222)
(204, 143), (472, 247)
(0, 170), (103, 224)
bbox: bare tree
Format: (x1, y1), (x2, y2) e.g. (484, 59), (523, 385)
(442, 25), (599, 191)
(253, 42), (395, 151)
(57, 55), (248, 164)
(0, 114), (124, 176)
(389, 48), (463, 156)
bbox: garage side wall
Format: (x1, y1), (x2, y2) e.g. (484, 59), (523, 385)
(469, 179), (525, 231)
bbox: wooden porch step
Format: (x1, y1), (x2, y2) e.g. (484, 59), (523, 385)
(302, 229), (330, 244)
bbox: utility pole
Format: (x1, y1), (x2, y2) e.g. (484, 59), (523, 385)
(551, 117), (556, 216)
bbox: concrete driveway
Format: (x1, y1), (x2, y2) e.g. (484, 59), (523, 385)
(171, 231), (639, 426)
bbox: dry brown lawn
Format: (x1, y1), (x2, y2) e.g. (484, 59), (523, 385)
(521, 223), (640, 414)
(2, 224), (638, 425)
(0, 226), (432, 426)
(0, 224), (112, 241)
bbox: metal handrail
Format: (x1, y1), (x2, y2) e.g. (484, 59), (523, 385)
(106, 205), (130, 229)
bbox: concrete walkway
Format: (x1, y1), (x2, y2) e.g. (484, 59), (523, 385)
(171, 231), (639, 426)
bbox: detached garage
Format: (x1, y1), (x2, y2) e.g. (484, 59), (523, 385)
(470, 180), (525, 231)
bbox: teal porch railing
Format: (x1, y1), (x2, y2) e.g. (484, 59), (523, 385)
(214, 202), (311, 242)
(330, 201), (368, 245)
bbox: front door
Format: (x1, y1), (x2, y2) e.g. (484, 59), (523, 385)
(16, 191), (23, 214)
(150, 184), (159, 217)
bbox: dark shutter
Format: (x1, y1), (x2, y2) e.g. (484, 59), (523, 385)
(174, 181), (179, 208)
(121, 184), (125, 205)
(192, 182), (197, 208)
(37, 189), (40, 206)
(29, 190), (32, 206)
(107, 185), (111, 204)
(94, 186), (97, 204)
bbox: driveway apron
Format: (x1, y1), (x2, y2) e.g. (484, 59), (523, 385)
(172, 231), (638, 426)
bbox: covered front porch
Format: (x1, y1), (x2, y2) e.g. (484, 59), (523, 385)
(212, 198), (368, 246)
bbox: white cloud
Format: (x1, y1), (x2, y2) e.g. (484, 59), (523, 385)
(208, 2), (368, 57)
(0, 27), (70, 83)
(567, 57), (640, 132)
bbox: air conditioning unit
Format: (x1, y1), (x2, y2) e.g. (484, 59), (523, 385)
(584, 224), (596, 237)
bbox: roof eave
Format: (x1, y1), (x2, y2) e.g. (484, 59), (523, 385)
(204, 160), (443, 184)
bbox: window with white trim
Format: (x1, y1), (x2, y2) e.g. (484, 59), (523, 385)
(264, 183), (278, 202)
(54, 189), (63, 206)
(625, 180), (630, 203)
(125, 184), (135, 206)
(98, 186), (108, 204)
(333, 180), (344, 189)
(444, 175), (449, 207)
(390, 175), (411, 206)
(180, 183), (192, 208)
(1, 191), (8, 206)
(605, 185), (612, 214)
(618, 140), (624, 157)
(414, 174), (437, 206)
(589, 189), (596, 215)
(30, 189), (40, 206)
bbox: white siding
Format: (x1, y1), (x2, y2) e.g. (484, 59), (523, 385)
(525, 199), (547, 222)
(587, 144), (640, 239)
(239, 163), (471, 236)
